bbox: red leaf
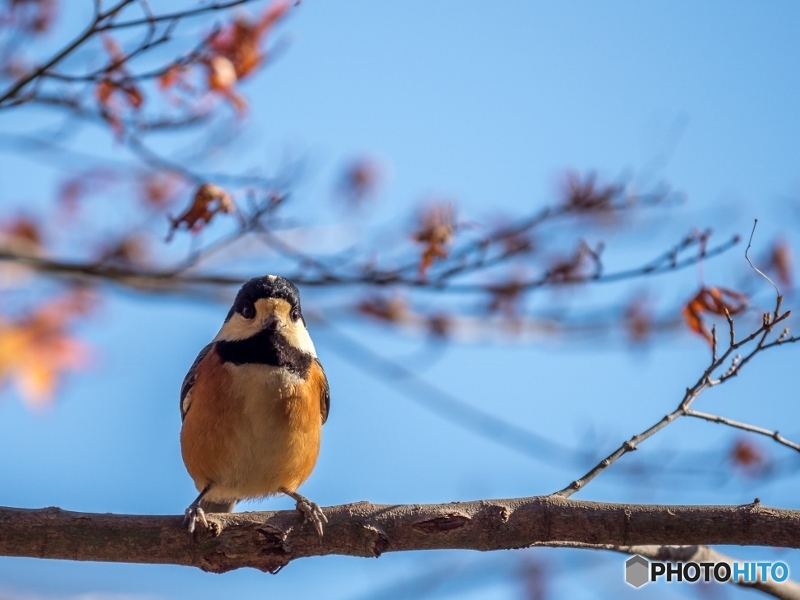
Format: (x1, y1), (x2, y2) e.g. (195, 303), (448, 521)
(730, 438), (768, 477)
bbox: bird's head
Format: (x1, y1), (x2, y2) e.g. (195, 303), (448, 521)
(214, 275), (316, 357)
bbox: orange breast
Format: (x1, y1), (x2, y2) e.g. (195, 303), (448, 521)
(180, 348), (236, 492)
(180, 346), (324, 501)
(279, 359), (327, 491)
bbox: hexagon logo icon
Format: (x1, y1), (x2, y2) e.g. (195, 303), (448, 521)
(625, 555), (650, 588)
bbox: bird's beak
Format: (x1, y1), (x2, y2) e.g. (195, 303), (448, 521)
(262, 313), (283, 332)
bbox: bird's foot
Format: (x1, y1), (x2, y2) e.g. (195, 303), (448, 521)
(296, 496), (328, 538)
(184, 505), (208, 534)
(281, 488), (328, 537)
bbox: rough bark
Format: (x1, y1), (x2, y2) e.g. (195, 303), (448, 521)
(1, 496), (797, 574)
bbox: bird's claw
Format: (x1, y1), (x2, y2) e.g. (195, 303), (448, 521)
(184, 505), (208, 534)
(295, 498), (328, 538)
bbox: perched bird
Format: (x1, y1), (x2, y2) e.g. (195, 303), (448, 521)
(179, 275), (329, 535)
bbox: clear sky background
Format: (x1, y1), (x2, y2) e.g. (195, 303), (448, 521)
(1, 2), (799, 599)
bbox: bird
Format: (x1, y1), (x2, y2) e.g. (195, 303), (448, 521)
(179, 275), (329, 536)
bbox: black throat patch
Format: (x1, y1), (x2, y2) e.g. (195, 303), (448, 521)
(215, 328), (312, 377)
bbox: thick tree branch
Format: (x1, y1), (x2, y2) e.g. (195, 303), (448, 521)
(1, 498), (799, 575)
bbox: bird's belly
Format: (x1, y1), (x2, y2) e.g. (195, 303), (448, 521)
(210, 364), (322, 500)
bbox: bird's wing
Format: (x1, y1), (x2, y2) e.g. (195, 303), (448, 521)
(180, 342), (214, 421)
(315, 358), (330, 425)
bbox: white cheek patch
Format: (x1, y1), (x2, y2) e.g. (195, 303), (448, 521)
(280, 320), (316, 357)
(295, 326), (317, 357)
(213, 294), (317, 357)
(213, 314), (260, 342)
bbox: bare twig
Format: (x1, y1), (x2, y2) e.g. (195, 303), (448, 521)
(43, 23), (220, 84)
(747, 219), (781, 299)
(95, 0), (261, 31)
(685, 410), (800, 453)
(0, 0), (137, 106)
(554, 293), (798, 497)
(0, 233), (740, 295)
(126, 135), (279, 188)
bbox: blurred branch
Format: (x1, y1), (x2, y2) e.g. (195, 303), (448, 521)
(0, 230), (740, 295)
(318, 320), (786, 495)
(96, 0), (263, 31)
(319, 321), (582, 463)
(2, 102), (211, 130)
(125, 135), (279, 187)
(0, 0), (272, 128)
(1, 499), (799, 575)
(469, 231), (739, 294)
(0, 0), (137, 107)
(43, 24), (219, 84)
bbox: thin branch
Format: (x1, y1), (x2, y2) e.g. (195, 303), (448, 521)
(44, 22), (173, 83)
(1, 499), (799, 574)
(685, 410), (800, 453)
(495, 233), (739, 294)
(0, 0), (137, 106)
(0, 233), (740, 295)
(554, 294), (799, 498)
(95, 0), (262, 31)
(126, 135), (279, 187)
(747, 219), (781, 299)
(0, 98), (211, 131)
(44, 23), (219, 84)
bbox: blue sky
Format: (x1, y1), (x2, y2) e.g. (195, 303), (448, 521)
(1, 2), (799, 598)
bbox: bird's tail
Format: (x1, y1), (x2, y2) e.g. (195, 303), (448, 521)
(200, 498), (237, 513)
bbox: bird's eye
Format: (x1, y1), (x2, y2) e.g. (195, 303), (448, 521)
(290, 307), (301, 322)
(241, 305), (255, 319)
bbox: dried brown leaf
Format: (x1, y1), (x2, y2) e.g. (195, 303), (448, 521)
(682, 286), (748, 344)
(730, 438), (768, 477)
(413, 202), (456, 278)
(624, 295), (652, 343)
(561, 171), (621, 213)
(356, 296), (408, 323)
(0, 217), (42, 253)
(767, 238), (793, 288)
(167, 183), (235, 241)
(338, 158), (382, 205)
(0, 291), (92, 409)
